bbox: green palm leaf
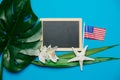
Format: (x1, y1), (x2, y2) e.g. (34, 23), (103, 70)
(59, 44), (119, 59)
(32, 57), (120, 68)
(0, 0), (41, 73)
(32, 44), (120, 68)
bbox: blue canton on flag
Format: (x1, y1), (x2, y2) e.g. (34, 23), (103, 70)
(85, 26), (94, 33)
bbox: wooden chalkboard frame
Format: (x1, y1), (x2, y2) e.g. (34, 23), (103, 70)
(40, 18), (82, 51)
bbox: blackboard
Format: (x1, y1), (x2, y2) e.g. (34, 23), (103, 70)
(40, 18), (82, 51)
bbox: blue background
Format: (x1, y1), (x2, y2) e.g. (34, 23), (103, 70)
(0, 0), (120, 80)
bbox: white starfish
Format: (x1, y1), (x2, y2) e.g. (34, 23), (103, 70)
(35, 45), (59, 63)
(68, 45), (95, 71)
(46, 45), (59, 62)
(35, 46), (47, 63)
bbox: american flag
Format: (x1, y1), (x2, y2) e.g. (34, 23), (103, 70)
(84, 26), (106, 40)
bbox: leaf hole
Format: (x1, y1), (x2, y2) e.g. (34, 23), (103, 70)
(24, 15), (32, 22)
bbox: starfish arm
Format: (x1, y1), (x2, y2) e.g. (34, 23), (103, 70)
(38, 53), (46, 63)
(47, 45), (51, 49)
(68, 57), (79, 62)
(72, 47), (80, 56)
(79, 60), (83, 71)
(52, 46), (58, 52)
(84, 56), (95, 61)
(82, 45), (88, 55)
(46, 46), (58, 62)
(47, 46), (58, 54)
(48, 53), (58, 63)
(55, 55), (59, 60)
(42, 46), (47, 52)
(38, 46), (47, 63)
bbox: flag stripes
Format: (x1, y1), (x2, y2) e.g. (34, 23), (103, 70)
(84, 26), (106, 40)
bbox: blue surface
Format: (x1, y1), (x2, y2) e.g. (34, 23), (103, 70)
(1, 0), (120, 80)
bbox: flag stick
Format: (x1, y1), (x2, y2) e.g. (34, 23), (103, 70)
(82, 22), (86, 48)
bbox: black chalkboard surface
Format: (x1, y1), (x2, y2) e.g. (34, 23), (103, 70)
(41, 18), (82, 51)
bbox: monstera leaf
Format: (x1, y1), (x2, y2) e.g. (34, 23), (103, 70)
(0, 0), (41, 74)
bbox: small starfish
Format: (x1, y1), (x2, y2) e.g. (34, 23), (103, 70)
(68, 45), (95, 71)
(35, 46), (47, 63)
(35, 45), (59, 63)
(46, 45), (59, 62)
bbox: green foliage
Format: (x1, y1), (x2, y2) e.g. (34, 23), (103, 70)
(0, 0), (119, 80)
(32, 57), (120, 68)
(32, 44), (120, 68)
(0, 0), (41, 74)
(59, 44), (119, 59)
